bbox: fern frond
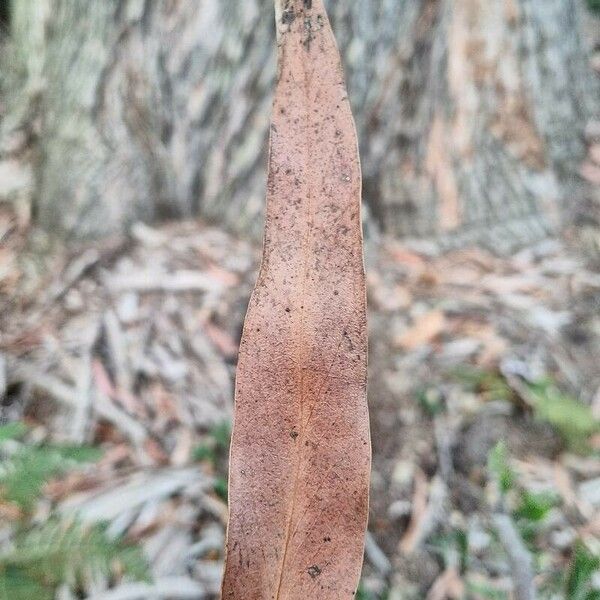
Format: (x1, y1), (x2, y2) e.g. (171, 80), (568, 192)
(0, 567), (52, 600)
(0, 423), (28, 444)
(0, 444), (102, 511)
(0, 519), (149, 597)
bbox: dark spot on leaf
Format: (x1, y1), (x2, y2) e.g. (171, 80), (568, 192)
(308, 565), (322, 578)
(282, 8), (296, 24)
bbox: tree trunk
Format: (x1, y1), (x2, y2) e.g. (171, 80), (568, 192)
(2, 0), (598, 251)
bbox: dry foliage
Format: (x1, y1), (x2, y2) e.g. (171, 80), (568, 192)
(221, 1), (370, 598)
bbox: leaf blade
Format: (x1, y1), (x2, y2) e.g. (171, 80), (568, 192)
(222, 2), (370, 599)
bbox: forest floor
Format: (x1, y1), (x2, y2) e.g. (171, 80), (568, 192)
(1, 200), (600, 599)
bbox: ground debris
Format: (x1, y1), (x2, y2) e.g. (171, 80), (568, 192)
(1, 218), (599, 598)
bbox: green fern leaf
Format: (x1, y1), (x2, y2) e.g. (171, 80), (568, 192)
(0, 519), (149, 596)
(0, 423), (28, 444)
(0, 444), (101, 511)
(0, 567), (52, 600)
(526, 380), (600, 453)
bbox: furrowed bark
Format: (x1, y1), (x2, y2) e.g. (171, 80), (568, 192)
(221, 1), (370, 598)
(3, 1), (596, 250)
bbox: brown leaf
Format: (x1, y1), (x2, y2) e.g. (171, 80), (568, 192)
(388, 244), (427, 271)
(399, 467), (429, 554)
(580, 161), (600, 185)
(590, 144), (600, 166)
(396, 310), (447, 350)
(0, 501), (23, 521)
(221, 2), (370, 598)
(204, 321), (239, 359)
(426, 568), (465, 600)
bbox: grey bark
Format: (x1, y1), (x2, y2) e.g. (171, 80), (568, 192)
(2, 0), (598, 251)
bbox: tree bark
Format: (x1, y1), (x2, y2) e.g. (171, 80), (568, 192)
(2, 0), (598, 250)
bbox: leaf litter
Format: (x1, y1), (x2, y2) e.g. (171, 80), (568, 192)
(0, 199), (599, 596)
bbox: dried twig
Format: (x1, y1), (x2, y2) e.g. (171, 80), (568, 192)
(71, 342), (94, 443)
(0, 352), (6, 403)
(102, 310), (133, 391)
(365, 531), (392, 576)
(400, 471), (448, 554)
(61, 468), (210, 523)
(8, 359), (81, 407)
(492, 513), (537, 600)
(8, 357), (150, 452)
(48, 248), (101, 302)
(86, 577), (206, 600)
(107, 270), (224, 293)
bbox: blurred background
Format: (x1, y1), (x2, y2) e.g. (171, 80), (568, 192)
(0, 1), (600, 599)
